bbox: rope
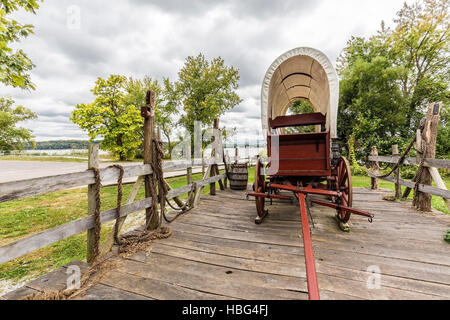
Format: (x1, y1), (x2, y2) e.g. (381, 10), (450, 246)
(372, 134), (417, 179)
(373, 118), (427, 180)
(149, 138), (167, 228)
(22, 258), (119, 300)
(164, 183), (197, 223)
(149, 136), (198, 224)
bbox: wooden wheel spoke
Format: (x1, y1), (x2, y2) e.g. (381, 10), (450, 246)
(335, 157), (353, 223)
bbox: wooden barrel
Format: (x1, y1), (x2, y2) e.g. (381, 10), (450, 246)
(229, 163), (248, 190)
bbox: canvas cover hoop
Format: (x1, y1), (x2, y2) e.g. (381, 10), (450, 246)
(261, 47), (339, 138)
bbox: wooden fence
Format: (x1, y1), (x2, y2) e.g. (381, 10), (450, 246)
(368, 102), (449, 212)
(0, 90), (257, 266)
(0, 153), (237, 265)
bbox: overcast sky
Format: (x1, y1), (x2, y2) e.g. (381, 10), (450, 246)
(0, 0), (413, 142)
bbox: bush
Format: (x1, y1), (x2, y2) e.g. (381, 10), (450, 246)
(400, 167), (416, 180)
(350, 164), (369, 176)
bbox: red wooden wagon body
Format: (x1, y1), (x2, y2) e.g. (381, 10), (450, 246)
(247, 48), (374, 300)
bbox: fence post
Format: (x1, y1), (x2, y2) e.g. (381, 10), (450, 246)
(392, 144), (402, 199)
(370, 146), (379, 190)
(87, 143), (99, 263)
(210, 119), (219, 196)
(202, 150), (205, 176)
(142, 90), (159, 230)
(224, 150), (229, 189)
(187, 166), (192, 185)
(414, 102), (441, 212)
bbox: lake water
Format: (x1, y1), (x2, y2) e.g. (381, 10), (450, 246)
(2, 149), (109, 156)
(2, 147), (264, 158)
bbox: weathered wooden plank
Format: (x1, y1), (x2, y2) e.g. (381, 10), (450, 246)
(176, 205), (448, 250)
(172, 208), (450, 266)
(167, 184), (193, 198)
(100, 270), (232, 300)
(0, 164), (152, 202)
(311, 234), (450, 266)
(154, 236), (305, 266)
(128, 248), (360, 300)
(129, 250), (306, 292)
(119, 257), (306, 300)
(368, 156), (450, 169)
(171, 221), (302, 247)
(76, 283), (152, 300)
(0, 198), (153, 264)
(171, 229), (303, 256)
(150, 242), (305, 278)
(1, 286), (39, 300)
(196, 173), (226, 188)
(169, 230), (450, 286)
(149, 242), (444, 300)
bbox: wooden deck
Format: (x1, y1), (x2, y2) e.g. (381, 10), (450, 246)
(3, 187), (450, 300)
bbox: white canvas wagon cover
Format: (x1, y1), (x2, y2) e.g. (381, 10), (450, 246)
(261, 47), (339, 138)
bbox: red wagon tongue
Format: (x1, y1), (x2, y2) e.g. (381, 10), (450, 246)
(297, 193), (320, 300)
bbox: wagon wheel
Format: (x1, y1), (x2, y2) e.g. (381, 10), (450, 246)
(254, 158), (268, 224)
(336, 157), (353, 223)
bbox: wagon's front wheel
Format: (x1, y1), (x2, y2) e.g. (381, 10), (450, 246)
(336, 157), (353, 224)
(254, 157), (268, 224)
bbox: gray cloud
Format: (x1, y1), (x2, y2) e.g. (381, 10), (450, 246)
(0, 0), (411, 143)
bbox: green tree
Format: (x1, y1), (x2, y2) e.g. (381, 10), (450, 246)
(172, 53), (241, 153)
(71, 75), (142, 161)
(285, 100), (316, 134)
(0, 96), (37, 151)
(337, 0), (449, 159)
(389, 0), (449, 133)
(0, 0), (42, 89)
(124, 76), (179, 158)
(436, 104), (449, 158)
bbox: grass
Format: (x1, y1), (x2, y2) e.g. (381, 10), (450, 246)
(0, 165), (447, 289)
(0, 170), (211, 286)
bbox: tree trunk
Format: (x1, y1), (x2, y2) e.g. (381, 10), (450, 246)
(116, 133), (125, 161)
(413, 103), (441, 212)
(167, 136), (171, 159)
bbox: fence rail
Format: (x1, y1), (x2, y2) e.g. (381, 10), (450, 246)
(368, 102), (448, 213)
(0, 172), (226, 265)
(0, 151), (248, 264)
(368, 172), (450, 199)
(0, 156), (255, 203)
(0, 92), (257, 267)
(368, 156), (450, 170)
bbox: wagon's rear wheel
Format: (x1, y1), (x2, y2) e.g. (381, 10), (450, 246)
(336, 157), (353, 223)
(254, 157), (268, 224)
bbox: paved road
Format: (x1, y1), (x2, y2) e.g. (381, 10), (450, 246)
(0, 161), (205, 184)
